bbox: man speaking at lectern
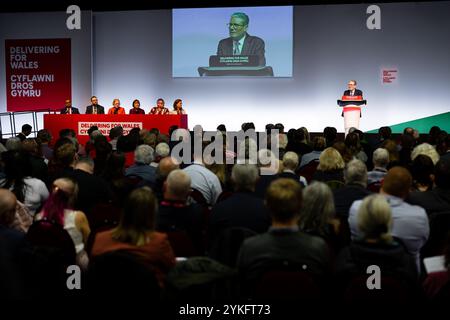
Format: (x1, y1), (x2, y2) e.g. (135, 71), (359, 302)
(217, 12), (266, 66)
(344, 80), (363, 97)
(341, 80), (363, 117)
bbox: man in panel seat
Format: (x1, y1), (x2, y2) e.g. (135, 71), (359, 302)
(217, 12), (266, 66)
(60, 99), (80, 114)
(85, 96), (105, 114)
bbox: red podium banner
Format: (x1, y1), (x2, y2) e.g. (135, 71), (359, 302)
(341, 95), (363, 101)
(5, 38), (71, 112)
(43, 114), (188, 145)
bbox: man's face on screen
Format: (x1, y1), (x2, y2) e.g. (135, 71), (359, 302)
(347, 81), (356, 90)
(65, 100), (71, 108)
(228, 17), (247, 40)
(91, 97), (98, 105)
(157, 100), (164, 108)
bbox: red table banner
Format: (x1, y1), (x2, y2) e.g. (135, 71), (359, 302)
(43, 114), (188, 145)
(5, 38), (71, 112)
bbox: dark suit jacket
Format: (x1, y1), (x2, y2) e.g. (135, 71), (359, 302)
(407, 187), (450, 216)
(67, 169), (112, 216)
(333, 184), (372, 218)
(334, 240), (418, 293)
(85, 105), (105, 114)
(237, 228), (330, 282)
(217, 33), (266, 66)
(278, 171), (304, 186)
(157, 200), (205, 254)
(60, 107), (80, 114)
(343, 89), (363, 97)
(209, 192), (271, 242)
(341, 89), (363, 117)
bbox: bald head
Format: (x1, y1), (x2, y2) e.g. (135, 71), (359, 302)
(158, 156), (179, 178)
(381, 166), (412, 199)
(165, 169), (192, 201)
(0, 189), (17, 226)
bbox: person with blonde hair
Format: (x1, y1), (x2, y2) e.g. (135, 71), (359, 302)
(349, 167), (429, 271)
(335, 194), (419, 293)
(312, 147), (345, 183)
(411, 143), (440, 165)
(107, 98), (126, 115)
(92, 187), (176, 287)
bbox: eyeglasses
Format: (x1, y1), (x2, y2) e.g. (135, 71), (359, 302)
(227, 23), (245, 28)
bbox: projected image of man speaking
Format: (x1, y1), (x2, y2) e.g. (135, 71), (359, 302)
(217, 12), (266, 66)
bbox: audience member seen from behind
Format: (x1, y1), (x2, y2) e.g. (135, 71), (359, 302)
(312, 147), (345, 184)
(237, 178), (330, 289)
(335, 194), (419, 298)
(0, 150), (49, 216)
(91, 187), (176, 288)
(300, 181), (340, 251)
(348, 166), (429, 271)
(36, 177), (90, 268)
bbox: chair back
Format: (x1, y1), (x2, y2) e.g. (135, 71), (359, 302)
(26, 219), (76, 265)
(297, 160), (319, 183)
(250, 260), (322, 301)
(166, 231), (199, 257)
(87, 249), (161, 300)
(422, 211), (450, 257)
(209, 227), (257, 267)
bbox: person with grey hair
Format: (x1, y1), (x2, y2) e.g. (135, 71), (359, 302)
(125, 145), (156, 184)
(333, 159), (371, 221)
(411, 143), (440, 165)
(5, 137), (22, 151)
(157, 169), (204, 254)
(209, 164), (270, 242)
(151, 142), (170, 168)
(279, 151), (308, 186)
(300, 182), (338, 241)
(335, 194), (419, 296)
(217, 12), (266, 66)
(367, 148), (389, 185)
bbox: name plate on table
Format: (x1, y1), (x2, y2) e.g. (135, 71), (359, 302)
(209, 55), (258, 67)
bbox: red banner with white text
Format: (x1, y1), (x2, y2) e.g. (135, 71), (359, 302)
(5, 38), (71, 112)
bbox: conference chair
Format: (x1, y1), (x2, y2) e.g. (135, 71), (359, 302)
(87, 249), (161, 301)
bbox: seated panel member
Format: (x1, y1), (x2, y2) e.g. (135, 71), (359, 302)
(85, 96), (105, 114)
(169, 99), (186, 115)
(129, 99), (145, 114)
(149, 98), (169, 115)
(60, 99), (80, 114)
(107, 99), (126, 115)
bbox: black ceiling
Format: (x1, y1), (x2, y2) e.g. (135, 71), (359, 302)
(0, 0), (445, 13)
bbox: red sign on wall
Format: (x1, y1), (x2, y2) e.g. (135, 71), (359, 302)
(5, 38), (71, 112)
